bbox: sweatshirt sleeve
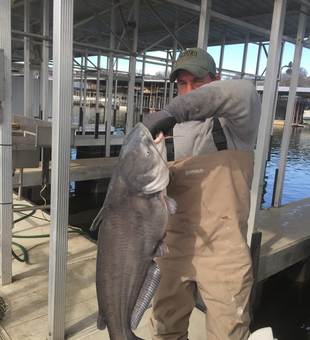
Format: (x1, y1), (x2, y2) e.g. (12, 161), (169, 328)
(165, 79), (261, 147)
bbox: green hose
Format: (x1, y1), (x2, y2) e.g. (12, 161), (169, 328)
(12, 204), (89, 262)
(13, 204), (36, 223)
(12, 241), (27, 262)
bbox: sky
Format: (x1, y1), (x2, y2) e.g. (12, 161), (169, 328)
(75, 41), (310, 79)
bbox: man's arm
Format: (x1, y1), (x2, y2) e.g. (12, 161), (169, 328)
(167, 79), (259, 120)
(143, 79), (261, 140)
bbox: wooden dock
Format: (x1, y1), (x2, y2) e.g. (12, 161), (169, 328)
(12, 158), (118, 188)
(1, 197), (309, 339)
(257, 197), (310, 282)
(0, 194), (206, 340)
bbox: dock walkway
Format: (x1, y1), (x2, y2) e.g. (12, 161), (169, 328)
(0, 195), (206, 340)
(0, 196), (309, 339)
(12, 158), (118, 188)
(257, 197), (310, 282)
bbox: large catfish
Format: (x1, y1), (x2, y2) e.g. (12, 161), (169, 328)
(90, 122), (176, 340)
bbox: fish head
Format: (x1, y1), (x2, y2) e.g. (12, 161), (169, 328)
(117, 122), (169, 195)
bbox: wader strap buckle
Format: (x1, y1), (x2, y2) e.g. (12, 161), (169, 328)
(212, 118), (227, 151)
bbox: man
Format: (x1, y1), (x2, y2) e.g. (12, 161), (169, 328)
(143, 47), (261, 340)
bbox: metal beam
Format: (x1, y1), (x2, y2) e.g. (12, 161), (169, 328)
(292, 0), (310, 10)
(24, 0), (31, 117)
(142, 0), (185, 50)
(83, 51), (88, 136)
(96, 54), (101, 114)
(198, 0), (212, 50)
(273, 7), (308, 207)
(157, 0), (201, 12)
(41, 0), (49, 121)
(73, 0), (130, 29)
(254, 42), (263, 86)
(47, 0), (73, 338)
(80, 0), (133, 54)
(241, 31), (249, 78)
(247, 0), (288, 245)
(116, 1), (135, 51)
(139, 15), (197, 54)
(169, 9), (179, 103)
(156, 0), (296, 43)
(105, 1), (116, 157)
(126, 0), (140, 133)
(0, 0), (13, 286)
(210, 10), (296, 44)
(218, 26), (226, 75)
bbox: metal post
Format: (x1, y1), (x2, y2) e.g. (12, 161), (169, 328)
(79, 56), (83, 109)
(95, 53), (101, 115)
(197, 0), (212, 50)
(83, 50), (88, 135)
(105, 1), (116, 157)
(169, 9), (179, 103)
(163, 50), (169, 107)
(41, 0), (50, 191)
(126, 0), (139, 133)
(0, 1), (13, 286)
(47, 0), (73, 338)
(241, 31), (249, 79)
(139, 53), (145, 118)
(247, 0), (287, 245)
(274, 9), (308, 206)
(24, 0), (32, 117)
(114, 59), (118, 122)
(41, 0), (49, 121)
(18, 169), (23, 200)
(218, 26), (226, 76)
(254, 42), (262, 86)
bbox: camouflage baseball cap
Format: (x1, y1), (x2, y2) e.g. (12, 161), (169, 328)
(170, 47), (216, 82)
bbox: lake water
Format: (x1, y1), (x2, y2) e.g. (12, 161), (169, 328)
(263, 124), (310, 209)
(69, 107), (310, 340)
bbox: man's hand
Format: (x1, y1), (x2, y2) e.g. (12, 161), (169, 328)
(143, 110), (177, 139)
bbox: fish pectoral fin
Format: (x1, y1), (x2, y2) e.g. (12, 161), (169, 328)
(154, 239), (169, 257)
(130, 261), (162, 331)
(89, 206), (106, 231)
(164, 196), (177, 215)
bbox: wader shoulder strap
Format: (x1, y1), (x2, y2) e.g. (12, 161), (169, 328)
(212, 118), (227, 151)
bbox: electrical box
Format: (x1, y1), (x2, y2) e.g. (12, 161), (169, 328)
(0, 49), (4, 101)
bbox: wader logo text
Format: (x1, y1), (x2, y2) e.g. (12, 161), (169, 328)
(185, 169), (204, 175)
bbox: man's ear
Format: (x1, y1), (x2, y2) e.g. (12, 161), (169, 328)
(215, 74), (221, 81)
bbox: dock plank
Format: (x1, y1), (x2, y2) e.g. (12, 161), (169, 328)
(257, 197), (310, 282)
(12, 157), (118, 187)
(2, 195), (310, 339)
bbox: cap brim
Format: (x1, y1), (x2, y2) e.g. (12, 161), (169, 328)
(169, 64), (209, 83)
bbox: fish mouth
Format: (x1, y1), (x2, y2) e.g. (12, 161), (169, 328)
(141, 130), (170, 195)
(154, 131), (164, 145)
(153, 131), (165, 156)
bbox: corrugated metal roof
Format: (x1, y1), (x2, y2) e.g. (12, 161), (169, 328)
(10, 0), (310, 62)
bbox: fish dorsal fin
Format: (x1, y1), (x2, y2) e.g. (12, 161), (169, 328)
(154, 240), (169, 257)
(89, 205), (106, 231)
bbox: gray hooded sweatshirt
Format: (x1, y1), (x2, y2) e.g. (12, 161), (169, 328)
(164, 79), (261, 160)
